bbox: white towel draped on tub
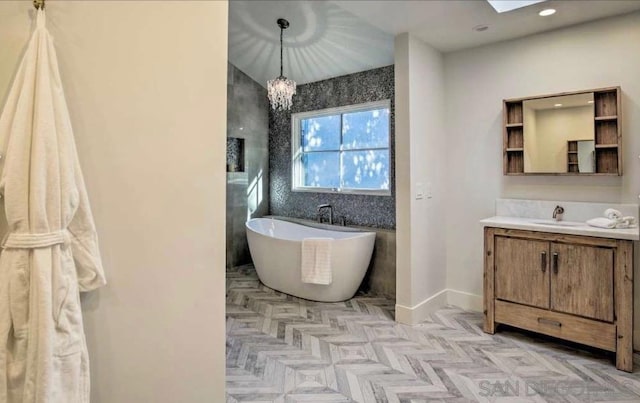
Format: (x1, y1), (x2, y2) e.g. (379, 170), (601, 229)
(301, 238), (333, 285)
(0, 10), (106, 403)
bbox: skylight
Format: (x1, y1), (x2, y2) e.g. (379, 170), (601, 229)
(486, 0), (547, 13)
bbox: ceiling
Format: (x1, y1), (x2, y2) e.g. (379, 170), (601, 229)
(336, 0), (640, 52)
(228, 0), (640, 88)
(228, 1), (394, 88)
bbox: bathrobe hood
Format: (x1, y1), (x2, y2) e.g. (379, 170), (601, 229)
(0, 10), (106, 402)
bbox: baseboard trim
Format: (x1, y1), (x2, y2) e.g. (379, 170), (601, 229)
(395, 289), (448, 325)
(395, 289), (483, 325)
(447, 289), (483, 312)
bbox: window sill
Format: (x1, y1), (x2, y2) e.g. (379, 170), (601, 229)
(292, 187), (391, 197)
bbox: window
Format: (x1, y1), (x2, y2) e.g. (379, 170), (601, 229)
(291, 100), (391, 195)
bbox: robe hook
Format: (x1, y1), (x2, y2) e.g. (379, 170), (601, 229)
(33, 0), (45, 10)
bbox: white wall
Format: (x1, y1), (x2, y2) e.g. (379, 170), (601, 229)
(444, 12), (640, 345)
(395, 33), (447, 324)
(0, 1), (228, 401)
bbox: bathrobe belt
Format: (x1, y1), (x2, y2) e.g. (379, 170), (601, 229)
(2, 229), (70, 249)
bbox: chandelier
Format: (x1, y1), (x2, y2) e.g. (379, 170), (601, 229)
(267, 18), (296, 111)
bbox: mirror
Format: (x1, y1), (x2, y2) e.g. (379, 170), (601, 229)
(504, 86), (621, 176)
(523, 93), (595, 173)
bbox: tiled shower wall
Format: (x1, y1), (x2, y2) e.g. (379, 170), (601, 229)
(226, 63), (269, 268)
(268, 66), (396, 229)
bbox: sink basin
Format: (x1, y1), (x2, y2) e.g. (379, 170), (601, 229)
(532, 219), (584, 227)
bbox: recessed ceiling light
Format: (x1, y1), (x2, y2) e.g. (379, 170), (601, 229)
(554, 103), (563, 107)
(473, 24), (489, 32)
(539, 8), (556, 16)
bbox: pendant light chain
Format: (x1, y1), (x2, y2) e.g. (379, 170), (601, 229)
(280, 25), (284, 77)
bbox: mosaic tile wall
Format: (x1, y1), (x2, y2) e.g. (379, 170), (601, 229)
(269, 65), (396, 229)
(226, 63), (269, 268)
(226, 137), (244, 172)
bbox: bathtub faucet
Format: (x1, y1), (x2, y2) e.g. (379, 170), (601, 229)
(317, 204), (333, 225)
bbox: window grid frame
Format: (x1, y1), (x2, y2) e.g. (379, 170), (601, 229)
(291, 100), (391, 196)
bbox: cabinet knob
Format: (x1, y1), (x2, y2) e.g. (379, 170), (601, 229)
(553, 252), (559, 274)
(540, 251), (547, 273)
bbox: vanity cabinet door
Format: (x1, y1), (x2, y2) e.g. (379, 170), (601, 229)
(495, 236), (550, 309)
(550, 243), (614, 322)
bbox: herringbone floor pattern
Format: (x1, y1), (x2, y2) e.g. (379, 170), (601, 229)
(226, 265), (640, 402)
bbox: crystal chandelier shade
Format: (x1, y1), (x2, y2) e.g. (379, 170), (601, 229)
(268, 18), (296, 111)
(268, 76), (296, 111)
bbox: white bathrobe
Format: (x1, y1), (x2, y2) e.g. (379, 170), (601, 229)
(0, 10), (106, 403)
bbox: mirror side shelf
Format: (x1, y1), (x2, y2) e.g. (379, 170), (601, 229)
(503, 100), (525, 174)
(593, 88), (622, 175)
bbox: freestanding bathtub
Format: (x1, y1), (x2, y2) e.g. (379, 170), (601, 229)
(246, 217), (376, 302)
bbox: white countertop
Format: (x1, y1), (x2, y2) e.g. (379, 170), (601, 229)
(481, 216), (639, 241)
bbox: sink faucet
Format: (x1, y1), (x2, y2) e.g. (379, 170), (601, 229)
(317, 204), (333, 225)
(552, 205), (565, 221)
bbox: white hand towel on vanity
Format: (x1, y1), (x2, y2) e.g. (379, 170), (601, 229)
(618, 216), (637, 228)
(604, 208), (623, 220)
(301, 238), (333, 285)
(586, 217), (618, 229)
(587, 210), (637, 229)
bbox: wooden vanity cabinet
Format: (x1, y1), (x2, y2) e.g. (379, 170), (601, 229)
(484, 227), (633, 372)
